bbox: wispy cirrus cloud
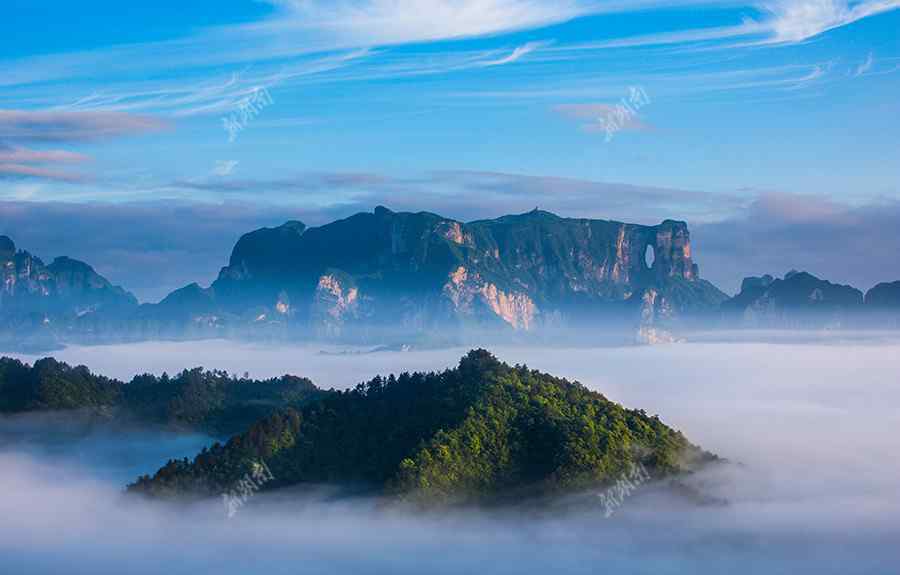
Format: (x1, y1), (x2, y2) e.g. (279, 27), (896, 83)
(0, 146), (87, 164)
(530, 0), (899, 53)
(477, 42), (547, 67)
(761, 0), (900, 43)
(0, 110), (167, 142)
(854, 51), (875, 76)
(262, 0), (898, 49)
(0, 110), (166, 182)
(0, 164), (87, 183)
(0, 143), (89, 182)
(262, 0), (594, 45)
(1, 0), (894, 123)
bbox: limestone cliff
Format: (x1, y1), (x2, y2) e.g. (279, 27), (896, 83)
(311, 274), (361, 337)
(442, 266), (537, 330)
(192, 207), (724, 337)
(0, 236), (136, 318)
(0, 235), (138, 350)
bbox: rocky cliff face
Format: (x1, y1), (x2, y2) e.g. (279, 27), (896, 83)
(442, 266), (538, 330)
(0, 208), (728, 348)
(189, 207), (724, 338)
(0, 236), (138, 350)
(0, 236), (136, 318)
(861, 281), (900, 327)
(865, 281), (900, 308)
(722, 271), (864, 327)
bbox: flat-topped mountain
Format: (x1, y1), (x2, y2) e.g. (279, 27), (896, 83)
(5, 209), (730, 348)
(128, 349), (715, 506)
(7, 210), (900, 346)
(167, 207), (726, 339)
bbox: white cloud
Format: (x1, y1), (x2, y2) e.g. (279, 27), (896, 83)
(3, 338), (900, 574)
(213, 160), (239, 177)
(266, 0), (593, 45)
(762, 0), (900, 43)
(477, 42), (546, 67)
(854, 51), (875, 75)
(10, 183), (43, 200)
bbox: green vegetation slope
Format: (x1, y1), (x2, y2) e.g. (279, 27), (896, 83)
(128, 350), (714, 506)
(0, 356), (323, 435)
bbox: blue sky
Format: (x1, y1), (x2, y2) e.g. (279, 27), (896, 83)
(1, 1), (899, 299)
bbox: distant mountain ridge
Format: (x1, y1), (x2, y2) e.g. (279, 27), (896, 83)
(721, 270), (900, 328)
(174, 206), (726, 339)
(0, 235), (137, 349)
(0, 236), (136, 314)
(5, 208), (900, 348)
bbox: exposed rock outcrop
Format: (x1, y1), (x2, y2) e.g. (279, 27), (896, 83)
(311, 274), (360, 337)
(0, 236), (136, 317)
(0, 235), (138, 350)
(865, 281), (900, 309)
(0, 207), (728, 347)
(722, 271), (863, 327)
(196, 207), (724, 338)
(862, 281), (900, 327)
(442, 266), (537, 330)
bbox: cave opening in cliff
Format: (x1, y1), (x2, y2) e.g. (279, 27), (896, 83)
(645, 244), (656, 269)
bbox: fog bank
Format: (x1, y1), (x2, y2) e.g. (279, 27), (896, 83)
(2, 335), (899, 573)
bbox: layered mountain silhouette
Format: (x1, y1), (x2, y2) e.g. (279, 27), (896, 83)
(0, 208), (727, 347)
(721, 270), (900, 328)
(194, 207), (726, 338)
(0, 236), (136, 315)
(5, 208), (900, 349)
(722, 271), (863, 327)
(0, 235), (138, 350)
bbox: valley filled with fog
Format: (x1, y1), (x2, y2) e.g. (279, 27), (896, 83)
(2, 334), (898, 574)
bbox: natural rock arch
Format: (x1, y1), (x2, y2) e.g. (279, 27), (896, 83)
(644, 244), (656, 269)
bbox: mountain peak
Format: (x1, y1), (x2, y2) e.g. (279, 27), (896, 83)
(127, 350), (713, 505)
(49, 256), (96, 273)
(514, 208), (561, 220)
(280, 220), (307, 232)
(0, 236), (15, 260)
(458, 348), (502, 373)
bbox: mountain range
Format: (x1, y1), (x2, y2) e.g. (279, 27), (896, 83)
(2, 207), (899, 349)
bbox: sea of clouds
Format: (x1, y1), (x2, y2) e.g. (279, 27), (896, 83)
(2, 334), (899, 574)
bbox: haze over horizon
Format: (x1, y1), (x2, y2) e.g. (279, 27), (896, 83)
(1, 5), (899, 572)
(3, 337), (899, 574)
(2, 1), (899, 299)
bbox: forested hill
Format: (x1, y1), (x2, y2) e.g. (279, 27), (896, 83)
(128, 350), (715, 506)
(0, 356), (324, 436)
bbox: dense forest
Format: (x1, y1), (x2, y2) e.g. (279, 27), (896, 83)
(129, 350), (715, 506)
(0, 356), (324, 435)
